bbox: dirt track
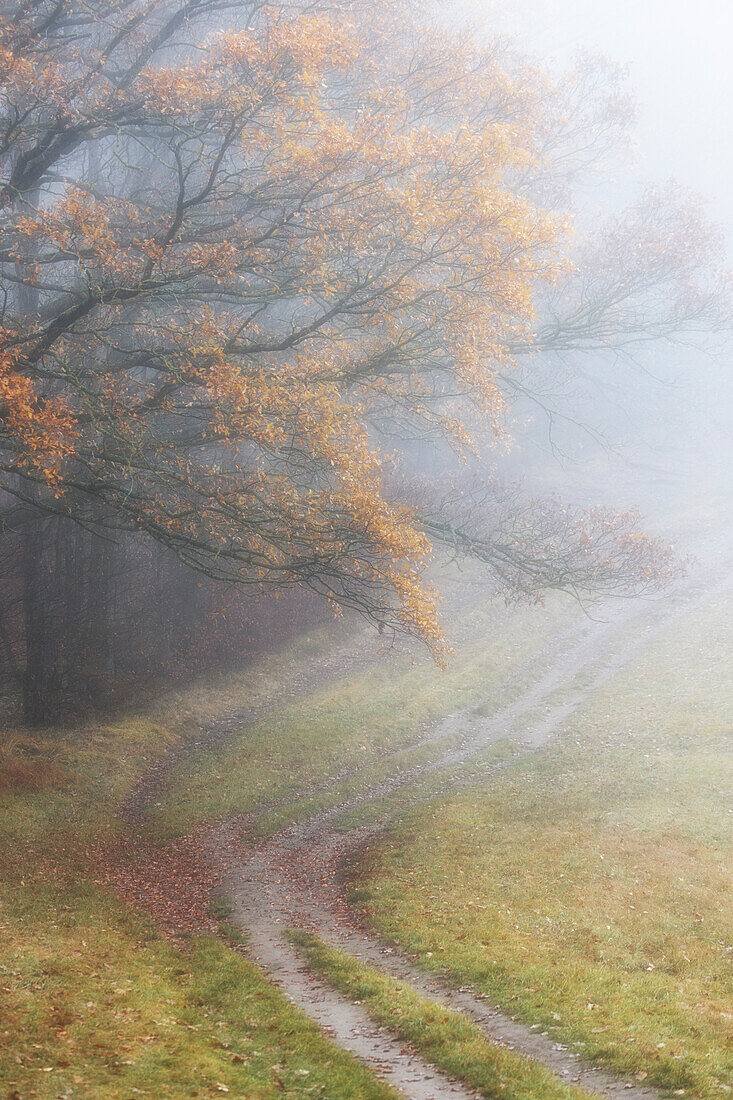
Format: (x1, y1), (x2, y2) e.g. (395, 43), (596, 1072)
(116, 557), (729, 1099)
(214, 562), (733, 1100)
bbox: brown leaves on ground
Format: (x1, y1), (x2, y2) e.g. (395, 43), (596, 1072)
(100, 827), (224, 940)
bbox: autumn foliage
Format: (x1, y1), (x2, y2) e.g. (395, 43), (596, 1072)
(0, 1), (727, 714)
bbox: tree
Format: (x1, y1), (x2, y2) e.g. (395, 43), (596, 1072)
(0, 1), (723, 722)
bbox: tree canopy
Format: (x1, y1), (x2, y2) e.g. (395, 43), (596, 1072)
(0, 0), (727, 674)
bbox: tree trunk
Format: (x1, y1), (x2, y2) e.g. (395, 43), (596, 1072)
(85, 532), (116, 700)
(21, 518), (61, 726)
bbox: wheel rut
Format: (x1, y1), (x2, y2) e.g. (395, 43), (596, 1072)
(215, 569), (731, 1100)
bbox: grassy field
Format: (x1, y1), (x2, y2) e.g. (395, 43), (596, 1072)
(0, 675), (402, 1097)
(154, 589), (575, 837)
(292, 930), (597, 1100)
(355, 591), (733, 1099)
(1, 883), (398, 1099)
(5, 529), (728, 1097)
(0, 585), (576, 1098)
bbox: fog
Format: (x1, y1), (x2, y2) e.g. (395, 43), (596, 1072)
(459, 0), (733, 232)
(1, 6), (731, 1095)
(450, 0), (733, 520)
(1, 0), (730, 715)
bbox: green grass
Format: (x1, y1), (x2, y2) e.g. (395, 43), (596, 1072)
(0, 881), (399, 1099)
(356, 593), (733, 1099)
(0, 719), (176, 864)
(155, 593), (576, 837)
(4, 483), (730, 1098)
(0, 579), (585, 1098)
(0, 586), (585, 1097)
(291, 931), (596, 1100)
(0, 669), (402, 1097)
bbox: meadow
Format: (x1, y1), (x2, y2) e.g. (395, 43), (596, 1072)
(354, 592), (733, 1099)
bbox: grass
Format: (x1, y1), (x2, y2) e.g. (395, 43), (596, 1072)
(8, 532), (725, 1098)
(0, 576), (588, 1098)
(290, 930), (596, 1100)
(0, 676), (403, 1097)
(0, 584), (585, 1097)
(0, 586), (577, 1098)
(1, 880), (400, 1099)
(155, 591), (576, 837)
(3, 482), (731, 1098)
(0, 719), (180, 891)
(356, 591), (733, 1099)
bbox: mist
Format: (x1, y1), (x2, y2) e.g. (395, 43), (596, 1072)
(460, 0), (733, 225)
(449, 0), (733, 519)
(1, 4), (730, 1098)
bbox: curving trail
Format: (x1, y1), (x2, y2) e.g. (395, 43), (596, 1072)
(216, 567), (732, 1100)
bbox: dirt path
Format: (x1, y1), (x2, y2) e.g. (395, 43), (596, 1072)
(217, 569), (731, 1100)
(120, 572), (493, 826)
(121, 625), (380, 824)
(239, 922), (481, 1100)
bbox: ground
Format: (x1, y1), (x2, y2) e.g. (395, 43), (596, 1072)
(1, 499), (731, 1100)
(355, 591), (733, 1099)
(1, 581), (572, 1099)
(0, 705), (402, 1098)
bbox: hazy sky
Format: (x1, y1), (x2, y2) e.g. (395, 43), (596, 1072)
(456, 0), (733, 242)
